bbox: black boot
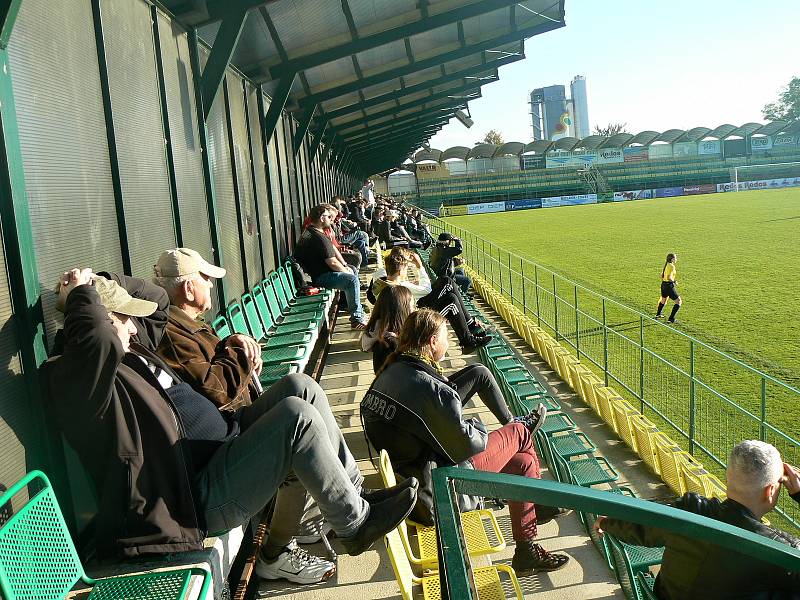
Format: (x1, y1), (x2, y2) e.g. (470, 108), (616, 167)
(361, 477), (418, 503)
(511, 541), (570, 574)
(339, 487), (417, 556)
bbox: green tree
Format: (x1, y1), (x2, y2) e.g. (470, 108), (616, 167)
(762, 76), (800, 122)
(593, 122), (630, 137)
(479, 129), (504, 145)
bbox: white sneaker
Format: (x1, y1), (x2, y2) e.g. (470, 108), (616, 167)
(294, 522), (333, 545)
(256, 546), (336, 584)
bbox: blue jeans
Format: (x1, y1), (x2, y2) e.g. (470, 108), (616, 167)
(196, 374), (367, 540)
(315, 270), (365, 324)
(454, 268), (472, 294)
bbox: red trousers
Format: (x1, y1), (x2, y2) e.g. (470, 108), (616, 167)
(470, 422), (540, 541)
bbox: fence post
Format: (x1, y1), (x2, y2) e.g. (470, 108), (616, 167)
(639, 316), (645, 413)
(602, 298), (609, 386)
(574, 286), (580, 359)
(521, 258), (527, 315)
(553, 273), (559, 341)
(760, 377), (767, 441)
(508, 252), (513, 303)
(689, 340), (696, 455)
(534, 265), (541, 326)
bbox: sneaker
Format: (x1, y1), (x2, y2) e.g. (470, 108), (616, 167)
(461, 334), (492, 352)
(536, 506), (573, 525)
(667, 319), (676, 324)
(361, 477), (419, 504)
(514, 403), (548, 435)
(294, 522), (333, 545)
(511, 541), (570, 574)
(351, 321), (368, 330)
(256, 546), (336, 584)
(339, 487), (417, 556)
(654, 314), (664, 319)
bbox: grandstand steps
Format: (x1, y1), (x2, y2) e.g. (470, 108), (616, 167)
(257, 282), (679, 598)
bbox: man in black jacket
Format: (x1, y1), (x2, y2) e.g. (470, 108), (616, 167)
(45, 267), (417, 580)
(429, 232), (472, 294)
(595, 440), (800, 599)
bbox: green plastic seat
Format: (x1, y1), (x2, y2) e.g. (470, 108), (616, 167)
(281, 261), (333, 301)
(636, 571), (660, 600)
(227, 300), (304, 368)
(263, 280), (323, 326)
(549, 431), (596, 458)
(539, 412), (577, 436)
(606, 533), (664, 600)
(275, 269), (328, 307)
(483, 345), (515, 360)
(0, 471), (210, 600)
(241, 294), (309, 362)
(555, 452), (619, 487)
(252, 285), (315, 344)
(211, 315), (232, 338)
(268, 272), (324, 319)
(259, 362), (300, 386)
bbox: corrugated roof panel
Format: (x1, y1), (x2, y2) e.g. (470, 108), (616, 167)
(349, 0), (418, 34)
(401, 65), (447, 87)
(409, 23), (460, 60)
(365, 98), (407, 116)
(432, 80), (469, 95)
(229, 11), (278, 72)
(461, 7), (510, 43)
(443, 53), (483, 73)
(303, 55), (355, 90)
(355, 39), (408, 73)
(358, 77), (403, 99)
(269, 0), (351, 59)
(320, 90), (362, 113)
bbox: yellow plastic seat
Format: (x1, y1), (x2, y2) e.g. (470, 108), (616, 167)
(631, 415), (662, 475)
(580, 373), (605, 414)
(567, 361), (592, 396)
(653, 433), (701, 495)
(594, 387), (620, 431)
(611, 398), (641, 452)
(682, 462), (722, 496)
(555, 351), (579, 387)
(378, 450), (505, 569)
(384, 527), (523, 600)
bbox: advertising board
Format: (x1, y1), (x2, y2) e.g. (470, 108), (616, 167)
(623, 147), (649, 162)
(655, 186), (684, 198)
(467, 201), (506, 215)
(698, 140), (721, 155)
(505, 198), (542, 210)
(613, 189), (654, 201)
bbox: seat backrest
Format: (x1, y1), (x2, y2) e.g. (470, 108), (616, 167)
(269, 272), (290, 312)
(0, 471), (85, 599)
(226, 300), (251, 336)
(378, 450), (412, 553)
(252, 284), (275, 331)
(277, 267), (296, 302)
(241, 294), (265, 340)
(211, 315), (232, 338)
(261, 279), (284, 320)
(383, 528), (414, 600)
(281, 261), (298, 294)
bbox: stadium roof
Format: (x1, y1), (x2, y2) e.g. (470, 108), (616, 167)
(161, 0), (567, 176)
(405, 120), (800, 163)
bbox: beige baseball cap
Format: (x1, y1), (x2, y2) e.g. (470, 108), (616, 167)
(153, 248), (226, 279)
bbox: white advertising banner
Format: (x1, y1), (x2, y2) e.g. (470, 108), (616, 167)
(648, 144), (673, 158)
(773, 135), (796, 147)
(750, 136), (773, 151)
(717, 177), (800, 193)
(698, 140), (721, 155)
(467, 201), (506, 215)
(595, 148), (624, 164)
(673, 142), (698, 156)
(546, 151), (597, 169)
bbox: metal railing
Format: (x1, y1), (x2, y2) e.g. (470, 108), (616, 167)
(420, 210), (800, 531)
(432, 468), (800, 599)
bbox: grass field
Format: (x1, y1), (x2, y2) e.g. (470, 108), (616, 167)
(449, 188), (800, 381)
(447, 188), (800, 528)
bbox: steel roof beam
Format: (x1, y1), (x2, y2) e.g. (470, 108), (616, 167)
(320, 50), (521, 121)
(295, 18), (559, 107)
(331, 81), (488, 134)
(199, 7), (249, 120)
(292, 104), (316, 155)
(349, 125), (442, 155)
(341, 114), (454, 144)
(261, 73), (296, 144)
(340, 110), (456, 142)
(261, 0), (528, 81)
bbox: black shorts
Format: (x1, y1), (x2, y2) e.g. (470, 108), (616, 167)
(661, 281), (679, 300)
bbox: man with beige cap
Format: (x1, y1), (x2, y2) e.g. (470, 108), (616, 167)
(44, 265), (418, 585)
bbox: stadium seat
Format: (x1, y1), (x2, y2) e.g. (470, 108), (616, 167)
(653, 433), (704, 495)
(606, 533), (664, 600)
(631, 416), (662, 476)
(377, 450), (505, 569)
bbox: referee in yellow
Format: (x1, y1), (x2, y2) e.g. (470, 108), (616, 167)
(655, 253), (682, 323)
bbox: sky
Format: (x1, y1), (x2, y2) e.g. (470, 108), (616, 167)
(426, 0), (800, 152)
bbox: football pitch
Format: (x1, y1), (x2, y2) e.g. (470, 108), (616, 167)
(448, 188), (800, 384)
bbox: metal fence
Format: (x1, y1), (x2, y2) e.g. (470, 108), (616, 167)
(421, 211), (800, 531)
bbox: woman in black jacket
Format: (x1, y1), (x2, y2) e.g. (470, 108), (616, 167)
(361, 285), (413, 373)
(361, 309), (570, 574)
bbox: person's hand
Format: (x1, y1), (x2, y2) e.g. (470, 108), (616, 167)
(227, 334), (261, 367)
(56, 268), (94, 310)
(782, 463), (800, 495)
(410, 252), (422, 268)
(593, 516), (607, 536)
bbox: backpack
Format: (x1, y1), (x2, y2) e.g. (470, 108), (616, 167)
(288, 256), (312, 289)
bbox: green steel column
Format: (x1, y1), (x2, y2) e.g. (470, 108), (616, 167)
(534, 265), (541, 326)
(640, 316), (645, 413)
(189, 30), (227, 306)
(91, 0), (132, 275)
(0, 39), (72, 519)
(602, 299), (609, 386)
(552, 273), (559, 341)
(199, 7), (248, 120)
(151, 6), (183, 247)
(689, 340), (696, 454)
(574, 286), (580, 359)
(256, 90), (281, 263)
(520, 258), (527, 316)
(760, 378), (767, 441)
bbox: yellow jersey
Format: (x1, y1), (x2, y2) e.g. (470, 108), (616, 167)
(662, 262), (676, 282)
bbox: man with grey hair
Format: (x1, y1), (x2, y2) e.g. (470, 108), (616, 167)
(595, 440), (800, 599)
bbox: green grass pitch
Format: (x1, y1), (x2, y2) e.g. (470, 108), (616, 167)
(449, 188), (800, 383)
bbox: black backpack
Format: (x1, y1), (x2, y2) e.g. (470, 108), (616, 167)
(288, 256), (312, 289)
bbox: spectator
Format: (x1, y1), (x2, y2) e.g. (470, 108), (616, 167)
(388, 211), (422, 248)
(371, 249), (491, 351)
(361, 309), (569, 574)
(375, 209), (409, 249)
(361, 179), (375, 210)
(44, 268), (418, 580)
(595, 440), (800, 600)
(361, 285), (413, 373)
(429, 232), (472, 295)
(295, 205), (367, 329)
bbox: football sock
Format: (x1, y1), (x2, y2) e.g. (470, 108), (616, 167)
(656, 302), (665, 316)
(668, 304), (681, 321)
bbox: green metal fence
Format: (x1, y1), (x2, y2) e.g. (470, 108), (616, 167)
(432, 467), (800, 600)
(421, 211), (800, 531)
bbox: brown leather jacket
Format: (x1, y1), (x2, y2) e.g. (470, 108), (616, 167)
(157, 306), (256, 411)
(43, 276), (204, 558)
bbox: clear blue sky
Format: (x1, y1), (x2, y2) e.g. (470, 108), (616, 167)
(426, 0), (800, 151)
